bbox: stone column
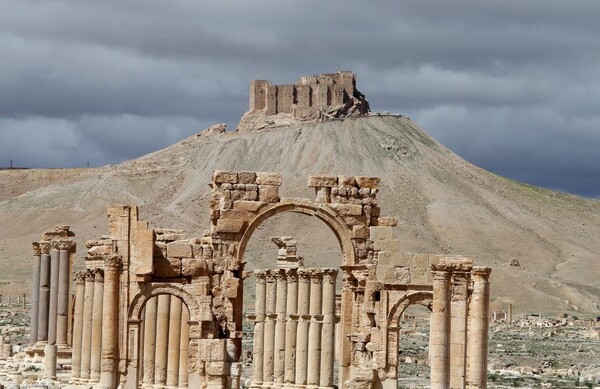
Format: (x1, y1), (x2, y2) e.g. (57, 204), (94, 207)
(155, 293), (171, 386)
(263, 270), (277, 386)
(71, 272), (86, 382)
(48, 248), (60, 345)
(30, 243), (42, 345)
(178, 307), (190, 388)
(450, 271), (470, 388)
(142, 296), (158, 387)
(167, 297), (182, 388)
(430, 268), (451, 389)
(37, 246), (51, 343)
(56, 245), (72, 348)
(507, 303), (513, 325)
(251, 270), (267, 388)
(90, 269), (104, 382)
(295, 269), (311, 386)
(99, 256), (122, 389)
(466, 267), (491, 389)
(283, 269), (298, 388)
(320, 269), (337, 388)
(273, 269), (287, 387)
(80, 270), (95, 382)
(307, 269), (323, 388)
(339, 271), (354, 386)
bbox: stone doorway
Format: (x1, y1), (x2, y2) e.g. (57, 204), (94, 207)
(396, 304), (432, 388)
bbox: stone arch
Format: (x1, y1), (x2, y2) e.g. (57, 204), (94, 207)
(387, 291), (433, 325)
(237, 200), (356, 266)
(128, 283), (200, 323)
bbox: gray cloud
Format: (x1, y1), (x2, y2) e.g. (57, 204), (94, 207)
(1, 0), (599, 197)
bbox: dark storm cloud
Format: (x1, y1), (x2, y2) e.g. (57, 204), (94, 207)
(1, 0), (599, 197)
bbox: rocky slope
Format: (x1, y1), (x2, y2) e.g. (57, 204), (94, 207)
(0, 115), (599, 314)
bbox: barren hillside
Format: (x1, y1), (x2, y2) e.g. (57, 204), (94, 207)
(1, 115), (599, 314)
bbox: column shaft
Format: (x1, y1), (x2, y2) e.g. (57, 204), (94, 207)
(99, 256), (122, 389)
(30, 251), (41, 345)
(37, 252), (51, 342)
(90, 269), (104, 382)
(167, 297), (182, 387)
(430, 269), (450, 389)
(320, 269), (337, 388)
(251, 270), (267, 388)
(283, 270), (298, 388)
(80, 270), (95, 381)
(178, 307), (190, 388)
(273, 270), (287, 387)
(294, 269), (311, 386)
(56, 249), (71, 347)
(466, 267), (491, 389)
(263, 270), (277, 385)
(142, 296), (158, 387)
(155, 294), (171, 386)
(306, 270), (323, 388)
(450, 272), (470, 388)
(48, 248), (60, 345)
(70, 272), (86, 382)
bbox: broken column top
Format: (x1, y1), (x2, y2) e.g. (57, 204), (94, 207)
(271, 236), (304, 269)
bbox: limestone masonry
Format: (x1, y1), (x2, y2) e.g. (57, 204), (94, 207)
(2, 171), (491, 389)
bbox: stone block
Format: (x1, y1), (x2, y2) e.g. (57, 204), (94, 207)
(352, 225), (369, 239)
(258, 185), (280, 203)
(215, 219), (247, 234)
(153, 257), (181, 278)
(192, 244), (203, 258)
(233, 201), (267, 213)
(256, 172), (282, 186)
(374, 239), (400, 252)
(394, 266), (411, 284)
(166, 241), (193, 258)
(370, 226), (393, 241)
(307, 174), (338, 188)
(182, 258), (208, 277)
(206, 362), (229, 376)
(376, 217), (398, 227)
(355, 176), (380, 189)
(222, 277), (240, 299)
(343, 215), (368, 226)
(237, 171), (257, 184)
(338, 175), (356, 187)
(329, 203), (363, 216)
(213, 170), (238, 184)
(242, 190), (258, 201)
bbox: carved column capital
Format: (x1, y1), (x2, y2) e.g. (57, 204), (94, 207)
(32, 242), (42, 256)
(74, 271), (87, 285)
(284, 268), (298, 282)
(254, 269), (268, 283)
(297, 268), (311, 282)
(84, 269), (95, 282)
(471, 266), (492, 281)
(93, 268), (105, 283)
(322, 268), (338, 284)
(265, 269), (277, 283)
(104, 255), (122, 272)
(273, 268), (286, 282)
(309, 269), (323, 283)
(39, 242), (51, 255)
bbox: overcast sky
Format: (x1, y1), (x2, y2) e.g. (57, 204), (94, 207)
(1, 1), (599, 198)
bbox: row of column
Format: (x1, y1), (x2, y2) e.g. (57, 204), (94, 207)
(430, 265), (491, 389)
(252, 267), (337, 389)
(70, 256), (121, 388)
(140, 294), (190, 388)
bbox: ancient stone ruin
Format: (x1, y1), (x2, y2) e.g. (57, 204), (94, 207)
(7, 171), (492, 388)
(237, 71), (370, 131)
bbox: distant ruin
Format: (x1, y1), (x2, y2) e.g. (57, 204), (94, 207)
(9, 171), (491, 389)
(237, 71), (370, 131)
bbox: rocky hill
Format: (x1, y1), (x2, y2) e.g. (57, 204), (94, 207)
(1, 115), (599, 315)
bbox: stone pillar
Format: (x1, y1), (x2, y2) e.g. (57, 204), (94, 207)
(44, 343), (57, 379)
(339, 272), (354, 386)
(263, 270), (277, 385)
(56, 246), (72, 347)
(320, 269), (337, 388)
(430, 268), (450, 389)
(295, 269), (311, 386)
(273, 269), (287, 387)
(450, 271), (470, 388)
(71, 272), (86, 382)
(37, 247), (51, 343)
(90, 269), (104, 382)
(80, 270), (95, 382)
(508, 303), (513, 325)
(48, 248), (60, 345)
(307, 269), (323, 388)
(155, 294), (171, 386)
(178, 307), (190, 388)
(283, 269), (298, 388)
(466, 267), (491, 389)
(251, 270), (267, 388)
(30, 243), (41, 345)
(167, 297), (182, 388)
(99, 256), (121, 389)
(142, 296), (158, 387)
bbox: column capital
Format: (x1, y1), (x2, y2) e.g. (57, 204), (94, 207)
(322, 268), (338, 284)
(273, 268), (286, 282)
(297, 268), (311, 282)
(104, 255), (122, 271)
(74, 271), (86, 285)
(284, 268), (298, 282)
(471, 266), (492, 281)
(39, 242), (52, 255)
(255, 269), (268, 283)
(84, 269), (95, 283)
(309, 268), (323, 283)
(55, 240), (76, 253)
(265, 269), (278, 283)
(32, 242), (42, 256)
(431, 269), (451, 282)
(93, 268), (105, 283)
